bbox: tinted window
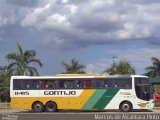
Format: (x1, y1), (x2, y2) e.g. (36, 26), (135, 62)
(13, 79), (40, 90)
(76, 80), (84, 88)
(13, 78), (132, 90)
(39, 80), (57, 89)
(75, 79), (94, 89)
(114, 78), (132, 88)
(57, 80), (75, 89)
(105, 79), (115, 88)
(94, 80), (105, 88)
(30, 80), (39, 89)
(84, 80), (93, 88)
(94, 78), (132, 89)
(13, 79), (21, 90)
(13, 79), (57, 90)
(46, 80), (56, 89)
(135, 78), (150, 85)
(64, 80), (75, 88)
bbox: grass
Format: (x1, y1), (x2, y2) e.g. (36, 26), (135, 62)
(0, 102), (10, 109)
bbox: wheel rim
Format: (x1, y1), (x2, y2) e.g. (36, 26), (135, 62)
(34, 104), (42, 111)
(48, 104), (55, 111)
(122, 103), (130, 111)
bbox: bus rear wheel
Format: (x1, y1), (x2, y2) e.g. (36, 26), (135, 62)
(45, 102), (57, 112)
(32, 102), (44, 112)
(120, 102), (132, 112)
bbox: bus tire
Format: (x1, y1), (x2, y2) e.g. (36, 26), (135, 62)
(45, 102), (57, 112)
(32, 102), (44, 112)
(120, 101), (132, 112)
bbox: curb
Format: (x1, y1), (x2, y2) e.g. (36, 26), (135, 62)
(153, 107), (160, 109)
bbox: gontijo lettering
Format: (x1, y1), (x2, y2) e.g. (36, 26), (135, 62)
(44, 91), (76, 95)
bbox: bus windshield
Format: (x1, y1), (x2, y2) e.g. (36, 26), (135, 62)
(135, 77), (153, 101)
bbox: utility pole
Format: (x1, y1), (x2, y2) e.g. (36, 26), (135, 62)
(112, 56), (118, 64)
(112, 56), (118, 74)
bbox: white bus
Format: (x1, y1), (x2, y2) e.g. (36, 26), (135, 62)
(10, 74), (154, 112)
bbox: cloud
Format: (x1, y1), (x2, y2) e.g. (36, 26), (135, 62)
(16, 0), (160, 49)
(1, 0), (160, 75)
(85, 47), (160, 74)
(6, 0), (41, 7)
(0, 16), (7, 27)
(21, 1), (74, 29)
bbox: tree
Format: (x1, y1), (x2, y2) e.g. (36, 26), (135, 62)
(145, 57), (160, 78)
(0, 66), (10, 102)
(62, 58), (85, 74)
(5, 43), (43, 76)
(104, 60), (135, 75)
(0, 66), (8, 75)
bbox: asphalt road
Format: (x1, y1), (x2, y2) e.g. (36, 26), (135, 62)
(1, 109), (160, 120)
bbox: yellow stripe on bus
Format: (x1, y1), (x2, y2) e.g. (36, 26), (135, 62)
(67, 89), (96, 109)
(10, 90), (96, 110)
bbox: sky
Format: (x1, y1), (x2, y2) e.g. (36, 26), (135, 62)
(0, 0), (160, 75)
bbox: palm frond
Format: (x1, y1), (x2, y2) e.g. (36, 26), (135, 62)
(25, 66), (39, 76)
(27, 59), (43, 67)
(16, 42), (23, 56)
(5, 53), (18, 61)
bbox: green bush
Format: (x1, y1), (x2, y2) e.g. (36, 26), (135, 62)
(154, 102), (160, 107)
(0, 75), (10, 102)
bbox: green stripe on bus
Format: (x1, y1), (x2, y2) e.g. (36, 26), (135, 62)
(82, 90), (106, 110)
(93, 89), (119, 109)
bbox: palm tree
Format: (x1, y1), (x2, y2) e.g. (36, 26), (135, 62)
(0, 66), (8, 76)
(145, 57), (160, 77)
(62, 58), (85, 74)
(104, 60), (135, 75)
(5, 43), (42, 76)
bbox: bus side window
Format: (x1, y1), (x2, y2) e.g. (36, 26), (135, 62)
(37, 84), (39, 89)
(58, 80), (66, 89)
(47, 80), (56, 89)
(64, 81), (67, 88)
(26, 84), (30, 88)
(13, 79), (20, 90)
(95, 80), (100, 88)
(80, 81), (84, 88)
(95, 80), (105, 88)
(26, 80), (30, 89)
(114, 83), (118, 87)
(28, 79), (39, 89)
(40, 80), (46, 89)
(105, 79), (115, 88)
(85, 80), (93, 88)
(64, 80), (74, 88)
(76, 80), (84, 88)
(76, 80), (80, 88)
(115, 78), (132, 89)
(69, 80), (74, 88)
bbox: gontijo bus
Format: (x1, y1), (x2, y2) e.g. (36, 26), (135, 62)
(10, 74), (154, 112)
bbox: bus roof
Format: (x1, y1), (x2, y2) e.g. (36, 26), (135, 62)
(11, 74), (106, 79)
(55, 74), (106, 78)
(11, 74), (148, 79)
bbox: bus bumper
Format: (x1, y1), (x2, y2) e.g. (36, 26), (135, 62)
(148, 99), (155, 109)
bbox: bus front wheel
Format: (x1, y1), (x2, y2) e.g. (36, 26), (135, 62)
(45, 102), (57, 112)
(32, 102), (44, 112)
(120, 101), (132, 112)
